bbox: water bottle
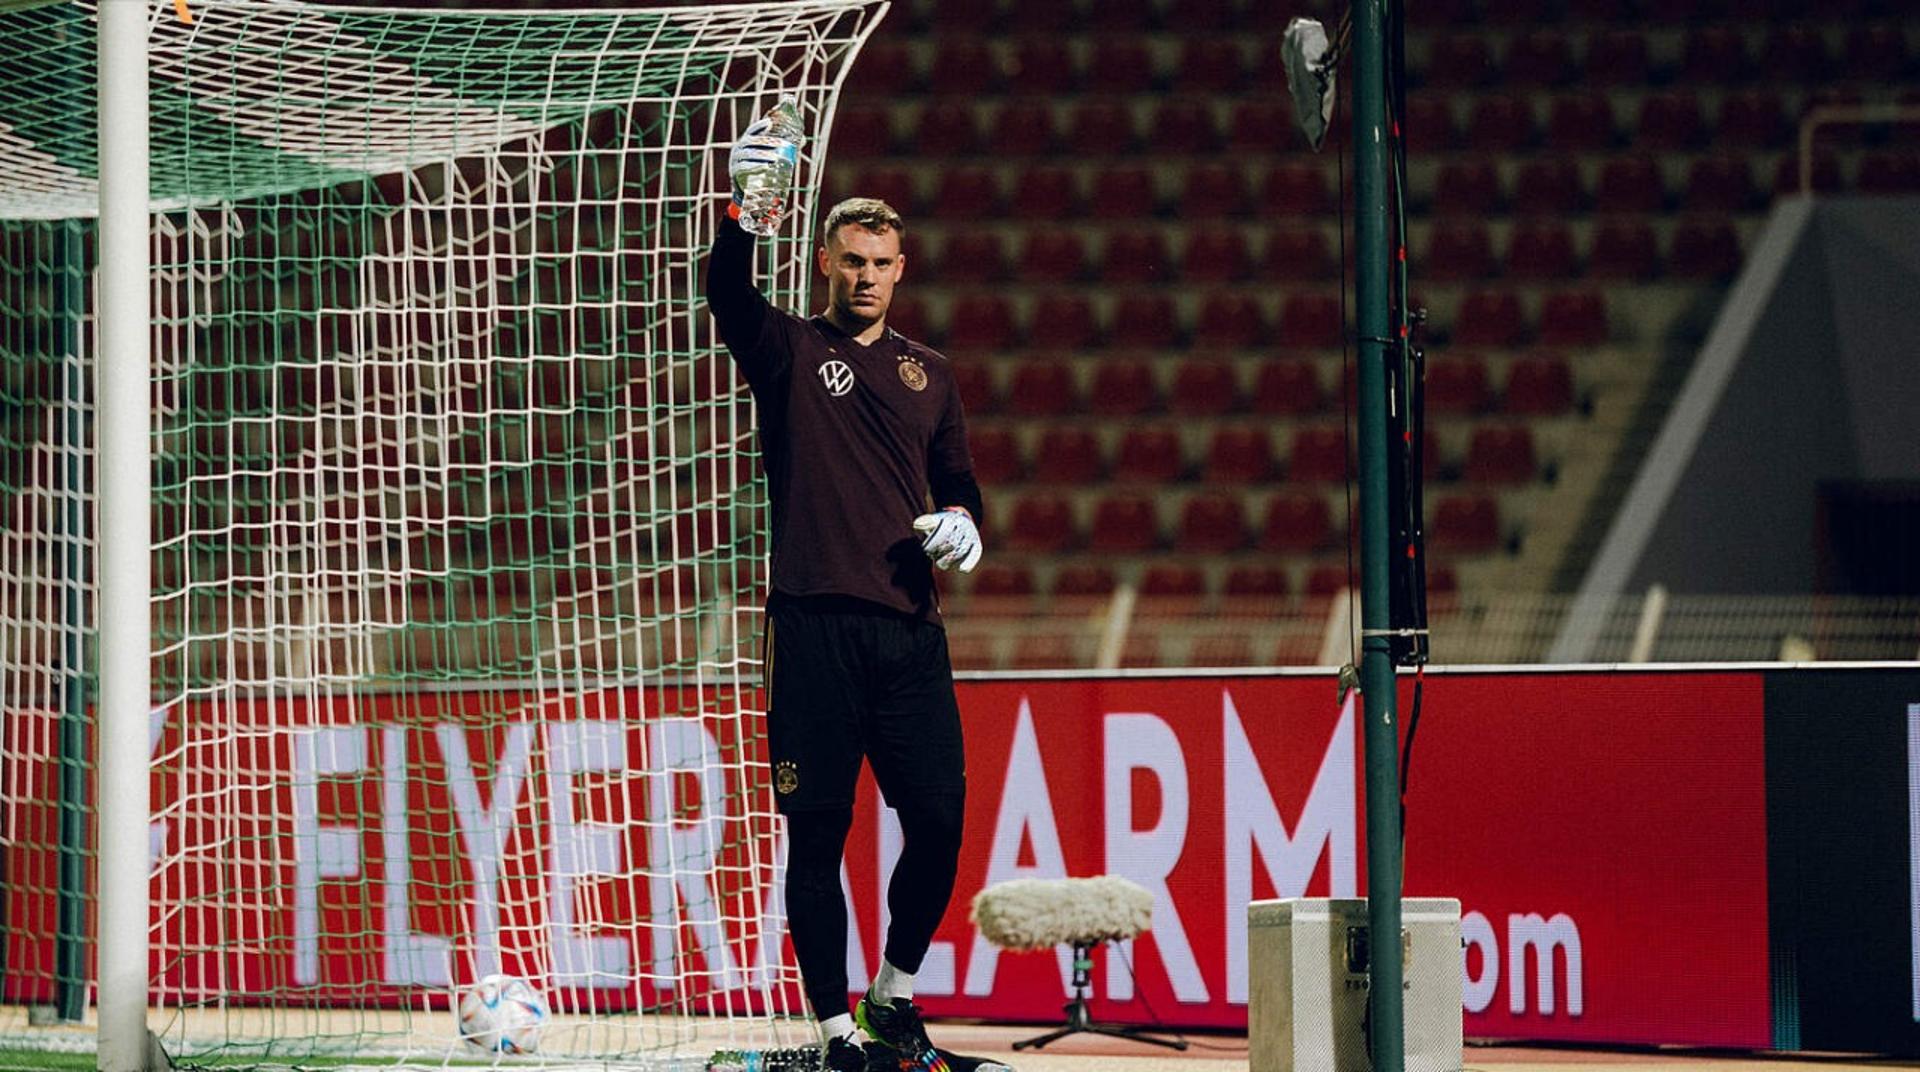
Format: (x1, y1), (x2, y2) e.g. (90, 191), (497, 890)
(731, 95), (804, 237)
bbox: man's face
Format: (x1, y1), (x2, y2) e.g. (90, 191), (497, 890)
(818, 224), (905, 327)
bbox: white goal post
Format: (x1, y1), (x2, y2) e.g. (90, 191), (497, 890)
(0, 1), (888, 1068)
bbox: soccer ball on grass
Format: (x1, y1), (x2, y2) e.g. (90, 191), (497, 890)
(457, 972), (548, 1055)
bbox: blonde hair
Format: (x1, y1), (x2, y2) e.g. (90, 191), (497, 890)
(821, 197), (905, 246)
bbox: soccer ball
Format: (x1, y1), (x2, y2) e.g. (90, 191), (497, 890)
(457, 973), (548, 1055)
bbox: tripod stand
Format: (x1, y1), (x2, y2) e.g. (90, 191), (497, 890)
(1009, 941), (1188, 1052)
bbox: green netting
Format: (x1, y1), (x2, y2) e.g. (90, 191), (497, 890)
(0, 1), (885, 1067)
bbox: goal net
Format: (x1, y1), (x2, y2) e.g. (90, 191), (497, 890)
(0, 0), (884, 1066)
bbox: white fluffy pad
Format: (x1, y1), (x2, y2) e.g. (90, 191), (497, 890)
(969, 876), (1155, 951)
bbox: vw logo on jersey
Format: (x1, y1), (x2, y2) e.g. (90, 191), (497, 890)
(818, 359), (855, 397)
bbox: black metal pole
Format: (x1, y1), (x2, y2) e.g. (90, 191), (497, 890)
(1351, 0), (1405, 1067)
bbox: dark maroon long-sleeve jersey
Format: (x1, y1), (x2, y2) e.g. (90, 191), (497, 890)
(704, 216), (982, 621)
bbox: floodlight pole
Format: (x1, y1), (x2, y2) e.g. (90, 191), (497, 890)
(97, 1), (154, 1070)
(1351, 0), (1405, 1068)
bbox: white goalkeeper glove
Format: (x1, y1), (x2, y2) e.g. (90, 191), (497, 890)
(913, 508), (982, 574)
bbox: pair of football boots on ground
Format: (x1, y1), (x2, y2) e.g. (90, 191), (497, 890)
(823, 992), (1012, 1072)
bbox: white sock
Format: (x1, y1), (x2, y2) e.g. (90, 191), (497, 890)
(871, 958), (914, 1005)
(819, 1013), (857, 1047)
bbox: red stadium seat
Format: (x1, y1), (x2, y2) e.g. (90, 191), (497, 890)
(1584, 29), (1651, 86)
(1512, 158), (1584, 215)
(1588, 219), (1660, 280)
(1227, 99), (1298, 153)
(887, 296), (930, 340)
(1760, 25), (1831, 84)
(1684, 156), (1758, 213)
(1260, 491), (1334, 553)
(1067, 102), (1137, 155)
(1027, 295), (1099, 350)
(1150, 99), (1221, 154)
(936, 232), (1006, 284)
(945, 295), (1016, 351)
(1088, 494), (1162, 553)
(1182, 229), (1253, 283)
(1717, 91), (1788, 149)
(1426, 33), (1495, 87)
(1505, 354), (1575, 415)
(832, 106), (894, 157)
(1288, 426), (1349, 483)
(846, 41), (914, 95)
(966, 562), (1036, 602)
(1679, 27), (1748, 84)
(1011, 166), (1080, 219)
(946, 632), (1000, 671)
(1452, 290), (1526, 348)
(1263, 228), (1333, 282)
(1102, 230), (1171, 284)
(1304, 565), (1351, 600)
(1005, 39), (1077, 95)
(1176, 0), (1236, 32)
(1193, 295), (1269, 350)
(987, 99), (1058, 156)
(911, 100), (980, 156)
(1110, 295), (1179, 349)
(1051, 564), (1117, 614)
(1857, 153), (1920, 194)
(1181, 164), (1250, 219)
(1001, 0), (1073, 33)
(1030, 427), (1104, 484)
(1251, 358), (1323, 416)
(1138, 564), (1209, 618)
(1595, 155), (1666, 214)
(1430, 494), (1501, 554)
(1505, 31), (1575, 86)
(1082, 0), (1152, 30)
(932, 167), (1001, 219)
(927, 0), (999, 33)
(1011, 634), (1078, 670)
(1202, 425), (1274, 483)
(1177, 37), (1246, 95)
(1668, 218), (1743, 280)
(1223, 564), (1291, 607)
(1846, 24), (1911, 82)
(1090, 167), (1159, 218)
(928, 37), (997, 96)
(1264, 163), (1332, 217)
(1018, 231), (1087, 283)
(967, 426), (1023, 484)
(1505, 221), (1577, 279)
(1423, 222), (1495, 281)
(1005, 360), (1078, 417)
(1432, 160), (1501, 216)
(1177, 493), (1250, 554)
(1425, 355), (1491, 414)
(1004, 494), (1078, 553)
(951, 360), (996, 414)
(1170, 359), (1241, 416)
(1539, 290), (1609, 347)
(1402, 93), (1457, 155)
(1188, 633), (1254, 667)
(1546, 92), (1616, 152)
(1774, 151), (1843, 197)
(1085, 38), (1156, 93)
(1088, 359), (1161, 415)
(1464, 424), (1539, 484)
(1636, 93), (1705, 150)
(1114, 425), (1187, 483)
(1464, 94), (1535, 151)
(847, 167), (918, 215)
(1279, 294), (1343, 350)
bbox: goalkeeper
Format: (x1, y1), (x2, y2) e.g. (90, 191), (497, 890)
(705, 121), (986, 1072)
